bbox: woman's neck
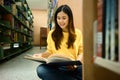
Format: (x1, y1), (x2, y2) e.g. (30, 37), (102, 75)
(62, 28), (68, 32)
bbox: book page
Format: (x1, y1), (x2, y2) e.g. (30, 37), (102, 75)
(24, 54), (82, 66)
(24, 54), (48, 63)
(47, 56), (72, 63)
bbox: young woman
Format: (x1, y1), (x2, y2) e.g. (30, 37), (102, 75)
(33, 4), (83, 80)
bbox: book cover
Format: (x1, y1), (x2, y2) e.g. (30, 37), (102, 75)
(24, 54), (82, 66)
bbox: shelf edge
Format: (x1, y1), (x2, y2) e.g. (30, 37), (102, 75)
(94, 57), (120, 74)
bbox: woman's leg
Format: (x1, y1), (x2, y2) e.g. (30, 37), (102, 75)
(37, 64), (77, 80)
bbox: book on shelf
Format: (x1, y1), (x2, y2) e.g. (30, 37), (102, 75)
(93, 20), (97, 59)
(2, 43), (11, 50)
(4, 0), (12, 6)
(13, 32), (18, 42)
(109, 0), (118, 61)
(24, 54), (82, 66)
(102, 0), (111, 59)
(12, 3), (17, 16)
(0, 20), (11, 28)
(0, 45), (4, 59)
(96, 0), (104, 57)
(2, 14), (14, 28)
(0, 30), (12, 43)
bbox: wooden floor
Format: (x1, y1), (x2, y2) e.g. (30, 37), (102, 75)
(0, 47), (46, 80)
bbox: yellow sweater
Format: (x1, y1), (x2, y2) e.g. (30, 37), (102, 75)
(46, 29), (83, 60)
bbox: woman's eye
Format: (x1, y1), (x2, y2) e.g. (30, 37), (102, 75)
(63, 18), (66, 20)
(57, 17), (60, 20)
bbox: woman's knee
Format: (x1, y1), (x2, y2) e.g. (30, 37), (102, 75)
(37, 64), (47, 78)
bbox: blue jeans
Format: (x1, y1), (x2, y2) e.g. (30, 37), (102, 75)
(37, 64), (82, 80)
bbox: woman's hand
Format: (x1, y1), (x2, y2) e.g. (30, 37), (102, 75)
(33, 52), (52, 58)
(32, 53), (42, 58)
(77, 54), (83, 64)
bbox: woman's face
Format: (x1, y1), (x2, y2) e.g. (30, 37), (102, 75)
(57, 11), (69, 32)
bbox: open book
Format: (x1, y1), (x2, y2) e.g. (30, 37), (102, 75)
(24, 54), (82, 66)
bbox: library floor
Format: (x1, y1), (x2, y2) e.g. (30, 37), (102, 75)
(0, 46), (46, 80)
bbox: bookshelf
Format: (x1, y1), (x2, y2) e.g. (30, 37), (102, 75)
(0, 0), (33, 60)
(94, 0), (120, 75)
(94, 57), (120, 74)
(47, 0), (58, 30)
(40, 27), (47, 49)
(82, 0), (120, 79)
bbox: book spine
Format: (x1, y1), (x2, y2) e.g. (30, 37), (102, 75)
(93, 20), (98, 59)
(0, 30), (12, 43)
(2, 44), (11, 50)
(11, 3), (17, 16)
(101, 0), (106, 58)
(2, 14), (14, 28)
(113, 0), (118, 61)
(96, 0), (103, 57)
(104, 0), (111, 59)
(109, 0), (117, 61)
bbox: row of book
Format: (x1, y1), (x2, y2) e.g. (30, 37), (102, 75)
(0, 42), (32, 59)
(0, 9), (33, 30)
(47, 0), (58, 30)
(0, 0), (33, 24)
(0, 12), (33, 31)
(0, 0), (33, 60)
(94, 0), (120, 62)
(0, 30), (32, 43)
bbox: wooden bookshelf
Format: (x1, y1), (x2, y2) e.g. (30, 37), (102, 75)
(94, 57), (120, 74)
(40, 27), (47, 49)
(94, 0), (120, 75)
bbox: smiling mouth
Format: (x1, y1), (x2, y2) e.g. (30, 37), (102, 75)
(60, 24), (65, 26)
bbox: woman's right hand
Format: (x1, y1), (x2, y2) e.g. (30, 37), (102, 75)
(33, 52), (52, 58)
(32, 53), (42, 58)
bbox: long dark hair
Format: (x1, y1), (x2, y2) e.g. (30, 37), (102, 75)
(52, 4), (76, 50)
